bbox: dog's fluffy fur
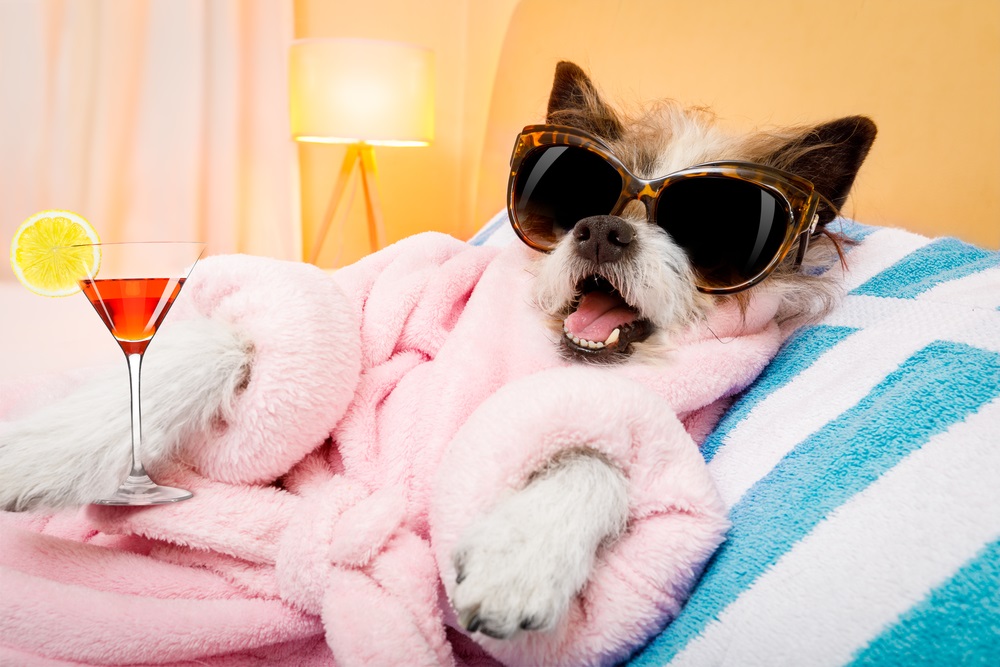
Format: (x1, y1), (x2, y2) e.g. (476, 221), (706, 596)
(449, 64), (873, 638)
(536, 62), (875, 365)
(0, 62), (875, 648)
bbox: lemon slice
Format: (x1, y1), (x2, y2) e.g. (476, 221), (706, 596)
(9, 210), (101, 297)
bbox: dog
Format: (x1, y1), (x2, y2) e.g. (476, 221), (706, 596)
(0, 62), (875, 666)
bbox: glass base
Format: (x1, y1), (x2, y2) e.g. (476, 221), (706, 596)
(93, 473), (193, 506)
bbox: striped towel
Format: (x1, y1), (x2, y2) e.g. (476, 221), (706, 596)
(626, 222), (1000, 666)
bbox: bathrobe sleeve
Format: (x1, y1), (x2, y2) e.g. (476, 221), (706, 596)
(429, 366), (731, 667)
(163, 253), (364, 484)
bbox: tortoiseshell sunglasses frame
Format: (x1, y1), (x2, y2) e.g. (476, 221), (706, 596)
(507, 123), (824, 294)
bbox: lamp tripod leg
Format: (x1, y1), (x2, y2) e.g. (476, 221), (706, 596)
(358, 144), (387, 251)
(308, 145), (361, 265)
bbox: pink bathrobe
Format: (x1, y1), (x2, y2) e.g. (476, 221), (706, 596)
(0, 233), (783, 666)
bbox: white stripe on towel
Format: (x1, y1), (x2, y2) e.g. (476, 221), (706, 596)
(919, 267), (1000, 310)
(824, 295), (1000, 353)
(672, 396), (1000, 667)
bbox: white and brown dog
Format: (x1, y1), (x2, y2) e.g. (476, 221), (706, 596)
(453, 61), (875, 639)
(0, 62), (875, 664)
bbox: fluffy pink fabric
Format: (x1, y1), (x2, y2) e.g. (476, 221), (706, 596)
(0, 233), (783, 666)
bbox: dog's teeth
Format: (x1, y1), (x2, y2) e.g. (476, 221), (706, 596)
(605, 329), (620, 346)
(565, 330), (609, 350)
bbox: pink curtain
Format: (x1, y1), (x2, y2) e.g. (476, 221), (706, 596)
(0, 0), (299, 283)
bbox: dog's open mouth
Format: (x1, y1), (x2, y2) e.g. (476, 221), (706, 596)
(562, 276), (653, 358)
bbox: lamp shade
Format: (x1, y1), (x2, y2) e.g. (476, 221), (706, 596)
(289, 38), (435, 146)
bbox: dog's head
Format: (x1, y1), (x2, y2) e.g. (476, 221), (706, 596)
(515, 62), (876, 363)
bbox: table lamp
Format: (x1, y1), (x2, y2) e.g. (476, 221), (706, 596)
(290, 38), (435, 263)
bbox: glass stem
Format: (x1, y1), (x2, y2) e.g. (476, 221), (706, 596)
(125, 352), (150, 480)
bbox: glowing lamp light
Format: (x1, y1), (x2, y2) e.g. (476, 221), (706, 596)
(289, 38), (435, 262)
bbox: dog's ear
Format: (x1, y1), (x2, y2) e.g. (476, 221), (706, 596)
(546, 61), (624, 141)
(767, 116), (877, 223)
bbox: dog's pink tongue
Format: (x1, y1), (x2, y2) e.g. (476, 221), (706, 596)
(564, 292), (638, 342)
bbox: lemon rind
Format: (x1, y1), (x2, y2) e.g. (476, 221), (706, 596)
(9, 210), (101, 297)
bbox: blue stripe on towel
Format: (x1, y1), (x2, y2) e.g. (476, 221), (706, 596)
(701, 324), (858, 462)
(852, 238), (1000, 299)
(629, 341), (1000, 666)
(848, 538), (1000, 667)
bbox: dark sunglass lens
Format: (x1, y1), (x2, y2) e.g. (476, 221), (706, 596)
(513, 146), (622, 246)
(656, 178), (790, 287)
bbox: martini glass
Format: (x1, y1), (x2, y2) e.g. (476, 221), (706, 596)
(74, 241), (206, 505)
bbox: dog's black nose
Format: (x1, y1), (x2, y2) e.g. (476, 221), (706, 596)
(572, 216), (634, 264)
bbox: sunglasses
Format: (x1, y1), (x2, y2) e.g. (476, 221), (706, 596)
(507, 124), (829, 294)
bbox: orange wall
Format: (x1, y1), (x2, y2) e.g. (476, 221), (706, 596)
(293, 0), (519, 267)
(296, 0), (1000, 261)
(477, 0), (1000, 251)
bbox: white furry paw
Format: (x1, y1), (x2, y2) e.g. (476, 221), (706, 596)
(450, 451), (628, 639)
(452, 514), (582, 638)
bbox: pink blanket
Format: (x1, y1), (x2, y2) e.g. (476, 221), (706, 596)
(0, 233), (783, 666)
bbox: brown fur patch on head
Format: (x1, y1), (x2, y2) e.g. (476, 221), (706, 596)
(744, 117), (877, 224)
(546, 62), (750, 180)
(546, 61), (625, 141)
(618, 101), (748, 178)
(609, 101), (696, 177)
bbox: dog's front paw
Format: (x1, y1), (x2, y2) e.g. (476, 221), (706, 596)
(451, 516), (583, 639)
(448, 452), (628, 640)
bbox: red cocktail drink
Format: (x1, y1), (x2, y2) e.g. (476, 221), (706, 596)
(80, 278), (185, 355)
